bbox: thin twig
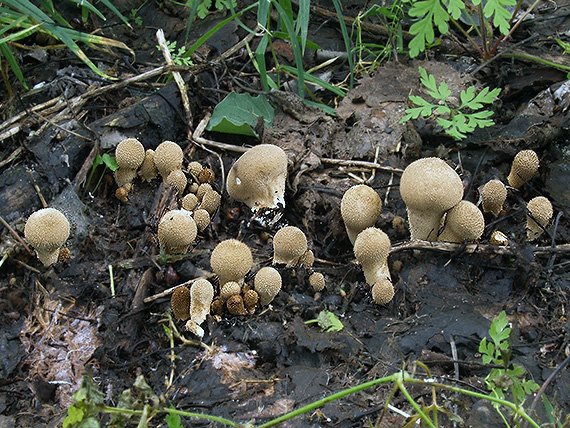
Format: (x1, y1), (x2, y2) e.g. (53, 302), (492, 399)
(450, 335), (459, 428)
(191, 112), (249, 154)
(321, 157), (403, 174)
(390, 240), (570, 256)
(0, 146), (23, 169)
(143, 274), (215, 303)
(0, 215), (33, 255)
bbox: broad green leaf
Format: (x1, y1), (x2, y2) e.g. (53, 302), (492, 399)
(100, 153), (118, 171)
(316, 310), (344, 332)
(206, 92), (275, 137)
(63, 405), (85, 427)
(166, 411), (182, 428)
(482, 0), (515, 35)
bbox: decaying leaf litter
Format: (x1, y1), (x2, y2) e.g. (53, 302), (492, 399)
(1, 1), (570, 427)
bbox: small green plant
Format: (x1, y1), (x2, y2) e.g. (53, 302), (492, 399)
(400, 66), (500, 139)
(479, 311), (540, 425)
(85, 153), (118, 195)
(157, 40), (194, 66)
(305, 310), (344, 332)
(191, 0), (238, 19)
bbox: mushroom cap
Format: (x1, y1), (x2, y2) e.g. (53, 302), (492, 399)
(226, 294), (248, 315)
(114, 168), (138, 188)
(190, 279), (214, 325)
(298, 249), (315, 267)
(254, 266), (282, 305)
(371, 279), (394, 305)
(200, 189), (221, 216)
(507, 150), (539, 189)
(243, 289), (259, 313)
(181, 193), (199, 211)
(24, 208), (70, 267)
(154, 141), (184, 178)
(188, 161), (203, 178)
(481, 180), (507, 217)
(226, 144), (288, 210)
(115, 138), (145, 170)
(272, 226), (308, 266)
(438, 200), (485, 243)
(171, 285), (191, 321)
(166, 169), (187, 194)
(526, 196), (553, 241)
(210, 239), (253, 285)
(139, 149), (157, 182)
(340, 185), (382, 244)
(199, 168), (215, 184)
(219, 281), (241, 302)
(158, 209), (197, 254)
(196, 183), (213, 202)
(309, 272), (326, 292)
(353, 227), (391, 285)
(399, 157), (463, 240)
(193, 209), (211, 232)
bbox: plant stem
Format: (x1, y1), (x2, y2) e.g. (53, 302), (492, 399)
(503, 53), (570, 72)
(489, 0), (541, 56)
(448, 16), (485, 58)
(165, 408), (243, 428)
(396, 378), (437, 428)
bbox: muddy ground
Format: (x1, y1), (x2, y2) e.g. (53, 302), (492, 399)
(1, 1), (570, 427)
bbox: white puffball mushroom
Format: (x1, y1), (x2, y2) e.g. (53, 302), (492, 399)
(24, 208), (70, 267)
(272, 226), (308, 266)
(219, 281), (241, 303)
(481, 180), (507, 217)
(340, 184), (382, 244)
(526, 196), (553, 241)
(226, 144), (288, 211)
(185, 279), (214, 338)
(193, 209), (211, 232)
(166, 169), (187, 194)
(200, 189), (221, 216)
(139, 149), (158, 182)
(507, 149), (539, 189)
(158, 210), (197, 254)
(309, 272), (326, 292)
(254, 266), (282, 305)
(353, 227), (391, 286)
(371, 279), (395, 305)
(210, 239), (253, 286)
(438, 200), (485, 243)
(399, 157), (464, 241)
(181, 193), (199, 211)
(154, 141), (184, 179)
(114, 138), (145, 196)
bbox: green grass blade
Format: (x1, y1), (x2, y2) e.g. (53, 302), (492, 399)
(0, 14), (32, 37)
(67, 0), (106, 21)
(0, 23), (41, 44)
(256, 32), (271, 92)
(0, 43), (27, 88)
(331, 0), (354, 88)
(279, 64), (346, 97)
(295, 0), (310, 54)
(4, 0), (56, 25)
(37, 0), (71, 27)
(257, 0), (270, 28)
(97, 0), (132, 27)
(184, 0), (201, 42)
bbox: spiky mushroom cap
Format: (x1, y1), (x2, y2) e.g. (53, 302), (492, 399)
(139, 149), (158, 182)
(210, 239), (253, 286)
(341, 184), (382, 244)
(181, 193), (199, 211)
(193, 209), (211, 232)
(115, 138), (145, 170)
(158, 209), (197, 254)
(438, 200), (485, 243)
(254, 266), (282, 305)
(24, 208), (70, 267)
(399, 157), (463, 241)
(226, 295), (248, 316)
(371, 279), (395, 305)
(507, 150), (539, 189)
(171, 285), (190, 321)
(200, 189), (221, 216)
(154, 141), (184, 179)
(309, 272), (326, 292)
(526, 196), (553, 241)
(166, 169), (187, 194)
(353, 227), (391, 286)
(272, 226), (308, 266)
(481, 180), (507, 217)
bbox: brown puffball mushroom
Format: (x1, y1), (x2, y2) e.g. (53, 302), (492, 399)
(166, 169), (187, 194)
(481, 180), (507, 217)
(24, 208), (70, 267)
(193, 209), (211, 232)
(139, 149), (158, 182)
(201, 189), (221, 216)
(507, 150), (539, 189)
(254, 266), (282, 305)
(199, 168), (215, 184)
(219, 281), (241, 302)
(158, 210), (197, 254)
(526, 196), (553, 241)
(372, 279), (395, 305)
(272, 226), (308, 266)
(185, 279), (214, 338)
(154, 140), (184, 179)
(171, 285), (190, 321)
(181, 193), (199, 211)
(115, 184), (132, 203)
(353, 227), (391, 286)
(243, 289), (259, 314)
(210, 239), (253, 286)
(226, 295), (248, 316)
(226, 144), (288, 211)
(340, 184), (382, 244)
(188, 161), (203, 178)
(399, 157), (464, 241)
(309, 272), (326, 292)
(438, 200), (485, 243)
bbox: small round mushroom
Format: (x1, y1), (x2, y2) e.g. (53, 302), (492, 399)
(254, 266), (282, 305)
(399, 157), (464, 241)
(438, 200), (485, 243)
(210, 239), (253, 286)
(158, 210), (197, 254)
(114, 168), (138, 188)
(371, 279), (394, 305)
(181, 193), (199, 211)
(154, 141), (184, 179)
(199, 168), (215, 184)
(166, 169), (187, 194)
(526, 196), (553, 241)
(309, 272), (326, 292)
(226, 144), (288, 211)
(340, 185), (382, 244)
(353, 227), (391, 286)
(171, 285), (190, 321)
(193, 209), (211, 232)
(196, 183), (213, 202)
(24, 208), (70, 267)
(481, 180), (507, 217)
(139, 149), (158, 182)
(272, 226), (308, 266)
(186, 279), (214, 337)
(200, 189), (221, 216)
(219, 281), (241, 303)
(243, 289), (259, 313)
(226, 294), (248, 316)
(507, 149), (539, 189)
(298, 249), (315, 268)
(188, 161), (203, 178)
(115, 138), (145, 170)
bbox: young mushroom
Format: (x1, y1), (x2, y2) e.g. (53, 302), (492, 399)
(399, 157), (464, 241)
(526, 196), (553, 241)
(114, 138), (145, 200)
(371, 278), (395, 306)
(210, 239), (253, 286)
(200, 189), (221, 216)
(254, 266), (282, 305)
(507, 149), (539, 189)
(438, 200), (485, 243)
(481, 180), (507, 217)
(24, 208), (70, 267)
(171, 285), (191, 321)
(353, 227), (392, 286)
(186, 279), (214, 338)
(340, 184), (382, 244)
(193, 209), (211, 232)
(219, 281), (241, 303)
(226, 144), (288, 211)
(272, 226), (308, 266)
(309, 272), (326, 292)
(139, 149), (158, 182)
(154, 140), (184, 179)
(166, 169), (187, 194)
(158, 210), (197, 254)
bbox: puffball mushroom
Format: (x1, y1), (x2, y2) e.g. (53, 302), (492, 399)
(193, 209), (211, 232)
(219, 281), (241, 302)
(24, 208), (70, 267)
(272, 226), (308, 266)
(526, 196), (553, 241)
(196, 183), (212, 202)
(353, 227), (391, 286)
(371, 279), (394, 305)
(166, 169), (187, 194)
(186, 279), (214, 338)
(139, 149), (157, 182)
(254, 266), (282, 305)
(226, 295), (248, 316)
(114, 138), (145, 193)
(243, 289), (259, 313)
(481, 180), (507, 217)
(210, 239), (253, 286)
(154, 140), (184, 179)
(200, 189), (221, 216)
(438, 200), (485, 243)
(158, 210), (197, 254)
(399, 157), (464, 241)
(171, 285), (191, 321)
(226, 144), (288, 211)
(188, 161), (203, 178)
(309, 272), (326, 292)
(507, 149), (539, 189)
(340, 185), (382, 244)
(181, 193), (199, 211)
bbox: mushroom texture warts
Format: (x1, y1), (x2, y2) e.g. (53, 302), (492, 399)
(114, 138), (145, 196)
(24, 208), (70, 267)
(353, 227), (392, 286)
(372, 279), (394, 305)
(526, 196), (553, 241)
(272, 226), (308, 266)
(399, 157), (464, 241)
(154, 141), (184, 179)
(226, 144), (288, 211)
(481, 180), (507, 217)
(254, 266), (282, 305)
(507, 149), (539, 189)
(210, 239), (253, 286)
(185, 279), (214, 338)
(158, 210), (197, 254)
(438, 200), (485, 243)
(340, 184), (382, 244)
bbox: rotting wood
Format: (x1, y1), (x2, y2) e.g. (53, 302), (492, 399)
(390, 240), (570, 256)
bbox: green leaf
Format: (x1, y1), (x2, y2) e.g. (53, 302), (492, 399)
(63, 405), (85, 427)
(482, 0), (516, 35)
(407, 0), (449, 57)
(446, 0), (465, 19)
(206, 92), (275, 137)
(100, 153), (118, 171)
(165, 409), (183, 428)
(316, 310), (344, 332)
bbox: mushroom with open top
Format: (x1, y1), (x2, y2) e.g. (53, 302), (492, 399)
(185, 279), (214, 338)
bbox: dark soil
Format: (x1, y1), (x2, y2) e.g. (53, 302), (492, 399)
(1, 1), (570, 427)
